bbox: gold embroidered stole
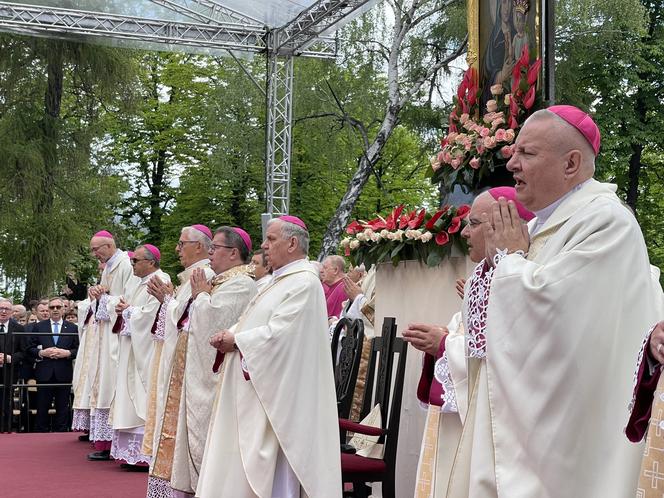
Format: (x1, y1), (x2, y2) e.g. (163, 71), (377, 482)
(637, 373), (664, 497)
(141, 340), (163, 456)
(416, 406), (441, 498)
(152, 331), (189, 479)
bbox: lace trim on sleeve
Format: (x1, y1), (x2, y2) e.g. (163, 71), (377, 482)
(628, 324), (657, 414)
(120, 306), (133, 337)
(153, 295), (172, 342)
(95, 294), (111, 322)
(434, 351), (458, 413)
(466, 260), (493, 359)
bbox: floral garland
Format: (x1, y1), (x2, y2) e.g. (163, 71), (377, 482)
(429, 47), (542, 192)
(340, 204), (470, 267)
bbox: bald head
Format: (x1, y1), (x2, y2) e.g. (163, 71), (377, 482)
(90, 235), (117, 263)
(526, 110), (596, 176)
(507, 111), (597, 211)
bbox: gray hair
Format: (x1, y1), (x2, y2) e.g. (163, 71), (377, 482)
(525, 109), (596, 173)
(324, 255), (345, 273)
(135, 245), (160, 268)
(182, 226), (213, 252)
(267, 218), (310, 255)
(0, 297), (12, 307)
(214, 227), (250, 263)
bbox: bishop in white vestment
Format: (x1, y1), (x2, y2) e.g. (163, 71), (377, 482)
(197, 215), (341, 498)
(110, 244), (170, 466)
(145, 225), (215, 498)
(445, 106), (663, 497)
(163, 227), (257, 495)
(87, 230), (134, 460)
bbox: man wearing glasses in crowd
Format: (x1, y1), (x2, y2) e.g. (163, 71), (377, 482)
(28, 297), (78, 432)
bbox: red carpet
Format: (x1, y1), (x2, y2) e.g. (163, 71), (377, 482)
(0, 433), (148, 497)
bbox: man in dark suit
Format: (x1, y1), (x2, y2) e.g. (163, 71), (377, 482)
(28, 297), (78, 432)
(0, 297), (25, 428)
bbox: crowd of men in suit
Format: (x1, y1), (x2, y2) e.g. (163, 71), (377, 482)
(0, 296), (79, 432)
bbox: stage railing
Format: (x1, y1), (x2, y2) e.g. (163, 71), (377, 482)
(1, 330), (77, 433)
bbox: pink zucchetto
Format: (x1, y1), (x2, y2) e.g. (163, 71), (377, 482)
(143, 243), (161, 261)
(191, 224), (212, 240)
(94, 230), (114, 239)
(278, 215), (308, 231)
(489, 187), (535, 222)
(232, 227), (252, 252)
(546, 105), (601, 156)
(127, 251), (134, 259)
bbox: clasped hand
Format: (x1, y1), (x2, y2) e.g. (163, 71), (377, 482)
(147, 276), (174, 303)
(40, 348), (70, 359)
(209, 330), (236, 353)
(482, 197), (530, 266)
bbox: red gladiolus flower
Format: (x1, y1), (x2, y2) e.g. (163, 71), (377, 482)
(435, 231), (450, 245)
(344, 246), (351, 256)
(518, 45), (530, 69)
(399, 214), (409, 229)
(425, 206), (449, 230)
(527, 59), (542, 86)
(408, 209), (426, 229)
(448, 216), (462, 234)
(346, 221), (362, 235)
(509, 115), (519, 130)
(524, 86), (536, 110)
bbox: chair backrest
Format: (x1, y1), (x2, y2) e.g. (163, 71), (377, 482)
(360, 317), (407, 466)
(331, 318), (365, 419)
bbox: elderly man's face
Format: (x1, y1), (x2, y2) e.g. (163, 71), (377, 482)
(176, 232), (203, 269)
(507, 118), (568, 212)
(261, 221), (291, 271)
(460, 193), (494, 263)
(320, 259), (339, 285)
(0, 301), (12, 323)
(90, 237), (115, 263)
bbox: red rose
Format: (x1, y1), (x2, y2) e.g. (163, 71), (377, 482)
(448, 216), (462, 234)
(435, 231), (449, 245)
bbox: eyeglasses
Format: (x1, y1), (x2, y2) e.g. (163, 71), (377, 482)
(0, 308), (11, 313)
(49, 305), (63, 310)
(211, 244), (235, 252)
(90, 243), (110, 252)
(177, 240), (199, 249)
(130, 258), (149, 265)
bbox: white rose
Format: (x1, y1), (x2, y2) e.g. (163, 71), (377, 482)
(370, 232), (381, 243)
(394, 230), (404, 242)
(380, 229), (390, 238)
(340, 238), (351, 248)
(420, 232), (433, 242)
(356, 232), (366, 242)
(350, 240), (360, 250)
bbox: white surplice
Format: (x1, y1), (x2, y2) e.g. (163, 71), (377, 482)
(169, 265), (257, 494)
(72, 297), (97, 430)
(89, 250), (134, 441)
(112, 269), (171, 429)
(447, 180), (664, 497)
(196, 258), (341, 498)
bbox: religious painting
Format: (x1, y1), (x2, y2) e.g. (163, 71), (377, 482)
(468, 0), (542, 109)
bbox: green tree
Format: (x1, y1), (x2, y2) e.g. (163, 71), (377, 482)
(0, 36), (133, 301)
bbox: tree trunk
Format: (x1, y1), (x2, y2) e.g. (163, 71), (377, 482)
(25, 43), (64, 301)
(318, 117), (396, 259)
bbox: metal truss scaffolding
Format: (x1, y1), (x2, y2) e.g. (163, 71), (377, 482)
(265, 53), (294, 217)
(0, 0), (376, 216)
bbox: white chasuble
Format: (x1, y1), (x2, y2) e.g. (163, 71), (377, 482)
(72, 298), (98, 412)
(146, 259), (214, 464)
(90, 251), (134, 411)
(196, 259), (342, 498)
(169, 265), (257, 494)
(447, 180), (663, 498)
(112, 269), (171, 430)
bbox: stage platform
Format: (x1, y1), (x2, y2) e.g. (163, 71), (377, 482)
(0, 433), (148, 497)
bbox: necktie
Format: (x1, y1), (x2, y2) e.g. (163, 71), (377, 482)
(0, 323), (4, 334)
(53, 322), (59, 345)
